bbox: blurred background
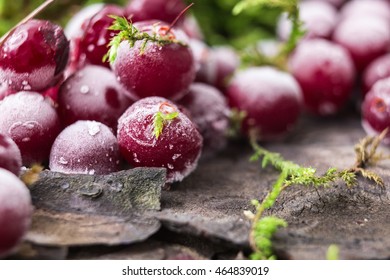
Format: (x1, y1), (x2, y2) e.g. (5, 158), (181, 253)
(0, 0), (280, 49)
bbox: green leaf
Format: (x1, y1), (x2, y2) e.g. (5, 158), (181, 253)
(153, 111), (179, 139)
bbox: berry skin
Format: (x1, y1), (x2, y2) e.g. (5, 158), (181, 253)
(362, 77), (390, 144)
(289, 39), (355, 115)
(117, 97), (203, 183)
(363, 54), (390, 95)
(0, 133), (22, 176)
(78, 5), (124, 68)
(340, 0), (390, 22)
(0, 92), (61, 166)
(125, 0), (187, 24)
(178, 83), (230, 157)
(0, 19), (69, 92)
(227, 67), (302, 140)
(58, 65), (133, 131)
(50, 121), (120, 175)
(0, 168), (33, 258)
(333, 16), (390, 72)
(111, 21), (195, 101)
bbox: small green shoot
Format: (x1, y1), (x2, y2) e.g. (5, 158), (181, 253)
(153, 102), (179, 139)
(326, 244), (340, 260)
(233, 0), (305, 69)
(248, 130), (388, 260)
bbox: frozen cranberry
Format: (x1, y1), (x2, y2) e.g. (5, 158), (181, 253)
(50, 121), (120, 175)
(289, 39), (355, 115)
(0, 19), (69, 92)
(0, 133), (22, 176)
(196, 46), (239, 92)
(363, 54), (390, 95)
(227, 67), (302, 140)
(111, 20), (195, 101)
(0, 168), (32, 258)
(64, 3), (104, 39)
(0, 92), (61, 165)
(340, 0), (390, 21)
(126, 0), (187, 24)
(277, 1), (338, 41)
(178, 83), (230, 157)
(78, 5), (124, 68)
(362, 77), (390, 143)
(58, 65), (133, 131)
(117, 97), (203, 183)
(333, 16), (390, 72)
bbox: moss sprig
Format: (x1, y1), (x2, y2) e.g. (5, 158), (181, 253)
(248, 131), (388, 260)
(104, 16), (187, 63)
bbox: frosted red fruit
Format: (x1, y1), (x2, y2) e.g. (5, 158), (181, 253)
(117, 97), (203, 183)
(0, 92), (61, 165)
(0, 168), (32, 258)
(363, 54), (390, 95)
(182, 15), (204, 40)
(227, 67), (302, 140)
(340, 0), (390, 21)
(125, 0), (186, 24)
(178, 83), (229, 157)
(111, 21), (195, 101)
(0, 133), (22, 176)
(78, 5), (124, 68)
(64, 3), (104, 39)
(0, 19), (69, 92)
(50, 121), (120, 175)
(305, 0), (346, 9)
(277, 1), (338, 41)
(333, 16), (390, 72)
(196, 46), (239, 91)
(289, 39), (355, 115)
(362, 77), (390, 144)
(58, 65), (133, 131)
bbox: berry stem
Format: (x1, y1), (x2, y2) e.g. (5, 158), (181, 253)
(0, 0), (55, 44)
(166, 2), (194, 34)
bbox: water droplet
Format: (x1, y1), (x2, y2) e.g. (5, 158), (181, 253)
(21, 137), (30, 142)
(169, 144), (174, 150)
(172, 154), (181, 160)
(167, 163), (174, 170)
(88, 169), (95, 175)
(58, 157), (68, 165)
(87, 121), (100, 136)
(87, 44), (95, 52)
(80, 85), (90, 94)
(61, 183), (70, 190)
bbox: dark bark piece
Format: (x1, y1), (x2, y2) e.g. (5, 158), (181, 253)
(25, 209), (160, 246)
(29, 168), (166, 215)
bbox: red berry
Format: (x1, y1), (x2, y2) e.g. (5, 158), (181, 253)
(0, 168), (32, 258)
(362, 77), (390, 143)
(111, 21), (195, 101)
(0, 133), (22, 176)
(0, 19), (69, 92)
(363, 54), (390, 95)
(125, 0), (187, 24)
(333, 16), (390, 72)
(78, 5), (124, 68)
(178, 83), (230, 157)
(227, 67), (302, 140)
(117, 97), (203, 183)
(0, 92), (61, 165)
(50, 121), (121, 175)
(58, 65), (133, 131)
(289, 39), (355, 115)
(340, 0), (390, 22)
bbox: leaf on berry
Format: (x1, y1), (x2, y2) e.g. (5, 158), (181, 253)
(153, 111), (179, 139)
(104, 16), (187, 64)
